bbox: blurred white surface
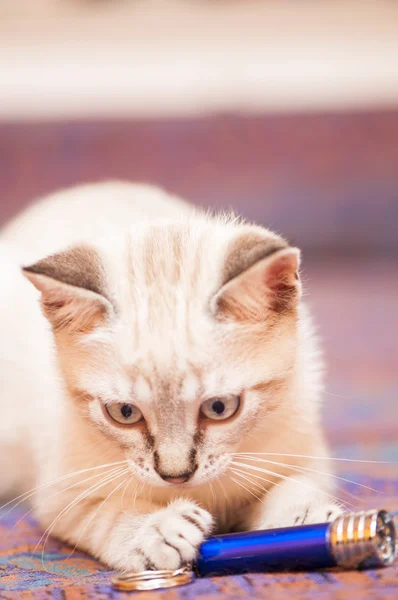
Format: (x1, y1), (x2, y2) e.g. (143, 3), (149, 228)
(1, 0), (398, 119)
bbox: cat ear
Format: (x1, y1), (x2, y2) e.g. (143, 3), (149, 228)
(22, 245), (113, 333)
(212, 235), (301, 322)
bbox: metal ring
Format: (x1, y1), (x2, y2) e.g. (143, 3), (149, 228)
(112, 565), (195, 591)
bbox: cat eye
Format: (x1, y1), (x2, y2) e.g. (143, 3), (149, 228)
(105, 403), (143, 426)
(200, 395), (240, 421)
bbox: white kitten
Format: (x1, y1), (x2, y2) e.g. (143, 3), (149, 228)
(0, 181), (340, 571)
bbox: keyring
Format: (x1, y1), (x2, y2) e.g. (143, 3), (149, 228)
(112, 565), (195, 591)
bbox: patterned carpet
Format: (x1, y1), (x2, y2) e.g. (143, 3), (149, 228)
(0, 261), (397, 599)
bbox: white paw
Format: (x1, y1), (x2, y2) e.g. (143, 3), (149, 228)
(257, 503), (343, 530)
(119, 500), (213, 572)
(299, 503), (343, 525)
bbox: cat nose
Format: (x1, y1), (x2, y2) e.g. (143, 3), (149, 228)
(159, 470), (196, 484)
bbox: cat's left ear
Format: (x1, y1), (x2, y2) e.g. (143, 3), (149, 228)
(22, 245), (113, 334)
(212, 234), (301, 322)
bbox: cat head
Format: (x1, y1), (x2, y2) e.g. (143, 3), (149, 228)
(23, 216), (301, 488)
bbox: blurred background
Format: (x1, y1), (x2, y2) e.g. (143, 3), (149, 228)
(0, 0), (397, 482)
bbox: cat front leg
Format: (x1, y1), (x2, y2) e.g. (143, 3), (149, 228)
(36, 495), (213, 572)
(242, 474), (342, 531)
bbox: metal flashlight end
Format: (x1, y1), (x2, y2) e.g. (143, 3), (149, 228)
(329, 509), (396, 569)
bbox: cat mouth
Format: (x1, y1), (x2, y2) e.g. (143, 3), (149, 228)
(160, 474), (193, 485)
(154, 464), (200, 486)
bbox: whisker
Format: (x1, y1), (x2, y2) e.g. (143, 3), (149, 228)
(324, 391), (363, 400)
(65, 476), (130, 561)
(13, 465), (126, 530)
(0, 460), (129, 516)
(230, 460), (354, 509)
(231, 452), (397, 465)
(215, 475), (229, 508)
(120, 477), (133, 517)
(134, 480), (147, 506)
(229, 468), (269, 496)
(40, 468), (130, 572)
(148, 477), (153, 506)
(120, 477), (144, 521)
(236, 455), (383, 495)
(140, 481), (147, 504)
(132, 478), (143, 511)
(35, 467), (129, 567)
(230, 466), (274, 493)
(209, 482), (216, 510)
(228, 475), (264, 503)
(231, 460), (360, 506)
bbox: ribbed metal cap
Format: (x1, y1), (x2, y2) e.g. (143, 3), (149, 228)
(329, 509), (396, 569)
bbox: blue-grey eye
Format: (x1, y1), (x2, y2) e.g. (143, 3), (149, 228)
(106, 403), (143, 425)
(200, 396), (240, 421)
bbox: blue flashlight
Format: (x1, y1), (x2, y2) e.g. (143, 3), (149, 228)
(196, 509), (397, 576)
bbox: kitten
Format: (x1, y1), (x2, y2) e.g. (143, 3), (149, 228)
(0, 181), (341, 572)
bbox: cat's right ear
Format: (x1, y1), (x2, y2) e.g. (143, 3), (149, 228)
(211, 230), (301, 323)
(22, 245), (113, 334)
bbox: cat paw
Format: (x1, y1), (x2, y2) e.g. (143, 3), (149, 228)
(123, 500), (213, 572)
(295, 503), (343, 525)
(256, 503), (343, 530)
